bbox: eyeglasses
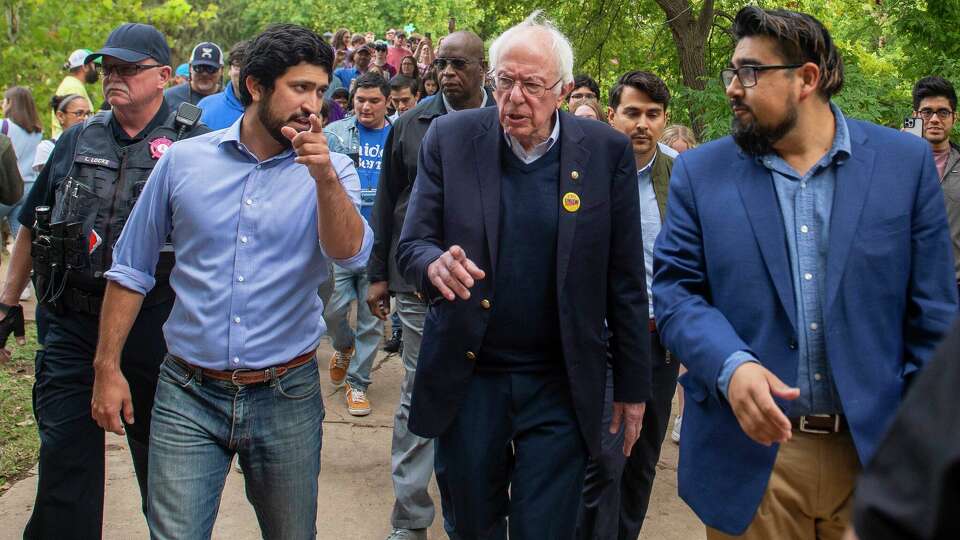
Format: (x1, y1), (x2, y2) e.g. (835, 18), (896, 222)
(432, 57), (477, 71)
(916, 108), (955, 121)
(64, 110), (91, 118)
(493, 75), (562, 98)
(191, 64), (219, 75)
(720, 64), (804, 88)
(569, 92), (597, 102)
(97, 63), (164, 78)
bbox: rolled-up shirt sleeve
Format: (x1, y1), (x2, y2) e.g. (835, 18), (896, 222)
(323, 152), (372, 272)
(104, 150), (174, 295)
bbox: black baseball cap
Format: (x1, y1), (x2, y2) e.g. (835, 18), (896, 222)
(86, 23), (171, 66)
(190, 42), (223, 68)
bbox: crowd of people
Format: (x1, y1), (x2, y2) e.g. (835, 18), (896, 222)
(0, 5), (958, 540)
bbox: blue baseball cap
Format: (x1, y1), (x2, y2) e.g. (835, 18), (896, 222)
(175, 63), (189, 77)
(86, 23), (171, 66)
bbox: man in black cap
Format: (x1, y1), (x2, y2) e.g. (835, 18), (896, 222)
(334, 42), (373, 90)
(164, 41), (223, 109)
(0, 22), (208, 538)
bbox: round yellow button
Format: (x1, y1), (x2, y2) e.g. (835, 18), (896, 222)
(562, 192), (581, 213)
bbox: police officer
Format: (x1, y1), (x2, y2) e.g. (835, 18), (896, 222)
(0, 23), (208, 539)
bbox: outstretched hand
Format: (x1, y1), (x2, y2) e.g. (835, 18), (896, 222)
(426, 245), (485, 301)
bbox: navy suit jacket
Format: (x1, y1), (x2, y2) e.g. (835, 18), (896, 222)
(652, 117), (959, 534)
(396, 107), (652, 456)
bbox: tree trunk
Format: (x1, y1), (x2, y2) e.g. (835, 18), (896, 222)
(654, 0), (715, 136)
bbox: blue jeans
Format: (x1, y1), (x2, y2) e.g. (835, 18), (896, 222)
(323, 264), (382, 392)
(147, 355), (324, 540)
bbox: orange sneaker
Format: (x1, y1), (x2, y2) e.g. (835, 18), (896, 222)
(345, 383), (372, 416)
(328, 347), (354, 387)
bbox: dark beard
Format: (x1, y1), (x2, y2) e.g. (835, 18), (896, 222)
(258, 93), (302, 149)
(84, 68), (99, 84)
(731, 101), (798, 156)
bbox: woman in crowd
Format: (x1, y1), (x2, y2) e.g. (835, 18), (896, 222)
(420, 69), (439, 98)
(414, 38), (435, 76)
(33, 94), (90, 173)
(661, 124), (698, 154)
(1, 86), (42, 238)
(333, 28), (351, 52)
(572, 99), (605, 122)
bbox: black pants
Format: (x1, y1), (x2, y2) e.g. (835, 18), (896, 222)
(436, 370), (588, 540)
(577, 331), (680, 540)
(23, 300), (172, 540)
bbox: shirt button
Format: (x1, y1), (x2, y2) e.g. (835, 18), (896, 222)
(810, 322), (819, 331)
(800, 182), (807, 189)
(465, 351), (477, 361)
(240, 236), (248, 243)
(238, 276), (245, 282)
(804, 272), (813, 281)
(234, 316), (241, 324)
(246, 199), (253, 206)
(814, 373), (823, 381)
(800, 225), (809, 233)
(480, 299), (492, 310)
(233, 357), (240, 364)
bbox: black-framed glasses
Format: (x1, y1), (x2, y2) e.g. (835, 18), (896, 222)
(97, 63), (164, 78)
(720, 64), (804, 88)
(916, 108), (955, 121)
(493, 74), (562, 98)
(191, 64), (219, 74)
(432, 57), (476, 71)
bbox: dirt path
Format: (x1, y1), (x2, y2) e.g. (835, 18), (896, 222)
(0, 338), (704, 539)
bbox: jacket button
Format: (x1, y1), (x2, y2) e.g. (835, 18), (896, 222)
(571, 170), (580, 180)
(788, 339), (798, 350)
(480, 299), (491, 310)
(465, 351), (476, 361)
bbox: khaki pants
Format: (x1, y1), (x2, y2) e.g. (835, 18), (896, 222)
(707, 429), (861, 540)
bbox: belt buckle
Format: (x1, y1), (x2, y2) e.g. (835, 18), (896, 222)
(799, 414), (838, 434)
(230, 369), (252, 385)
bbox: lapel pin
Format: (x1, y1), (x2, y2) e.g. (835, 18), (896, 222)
(562, 192), (581, 213)
(571, 170), (580, 180)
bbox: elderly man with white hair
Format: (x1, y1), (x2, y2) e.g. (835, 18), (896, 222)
(396, 12), (652, 539)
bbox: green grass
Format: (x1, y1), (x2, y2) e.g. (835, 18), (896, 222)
(0, 322), (41, 492)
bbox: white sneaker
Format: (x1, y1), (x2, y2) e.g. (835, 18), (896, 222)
(19, 285), (31, 301)
(671, 415), (682, 444)
(385, 529), (427, 540)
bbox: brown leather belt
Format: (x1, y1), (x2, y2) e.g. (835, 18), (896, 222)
(790, 414), (846, 434)
(649, 318), (657, 333)
(172, 351), (314, 385)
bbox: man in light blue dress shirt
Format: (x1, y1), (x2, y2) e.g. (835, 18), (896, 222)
(89, 25), (372, 539)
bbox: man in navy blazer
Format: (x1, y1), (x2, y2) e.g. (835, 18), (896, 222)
(653, 7), (958, 539)
(396, 13), (651, 539)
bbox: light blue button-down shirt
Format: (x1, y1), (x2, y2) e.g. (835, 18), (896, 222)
(105, 116), (372, 370)
(637, 143), (678, 319)
(718, 104), (851, 416)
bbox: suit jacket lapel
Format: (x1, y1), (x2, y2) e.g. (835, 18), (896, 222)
(825, 123), (875, 310)
(474, 110), (502, 275)
(556, 113), (590, 293)
(736, 156), (797, 330)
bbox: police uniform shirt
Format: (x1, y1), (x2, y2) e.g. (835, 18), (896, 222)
(19, 100), (171, 232)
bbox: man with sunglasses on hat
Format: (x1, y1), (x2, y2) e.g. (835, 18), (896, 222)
(366, 30), (494, 540)
(0, 22), (209, 539)
(164, 41), (223, 110)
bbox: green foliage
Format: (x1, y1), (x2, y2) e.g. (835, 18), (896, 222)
(1, 0), (958, 141)
(0, 322), (41, 488)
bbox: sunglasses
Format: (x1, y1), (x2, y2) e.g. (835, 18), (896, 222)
(191, 64), (219, 75)
(432, 57), (476, 71)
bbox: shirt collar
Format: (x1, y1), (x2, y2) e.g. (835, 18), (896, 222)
(220, 114), (295, 164)
(637, 149), (658, 177)
(758, 102), (852, 176)
(442, 89), (489, 113)
(503, 110), (561, 164)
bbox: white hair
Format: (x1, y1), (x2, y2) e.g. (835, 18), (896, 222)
(488, 10), (575, 92)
